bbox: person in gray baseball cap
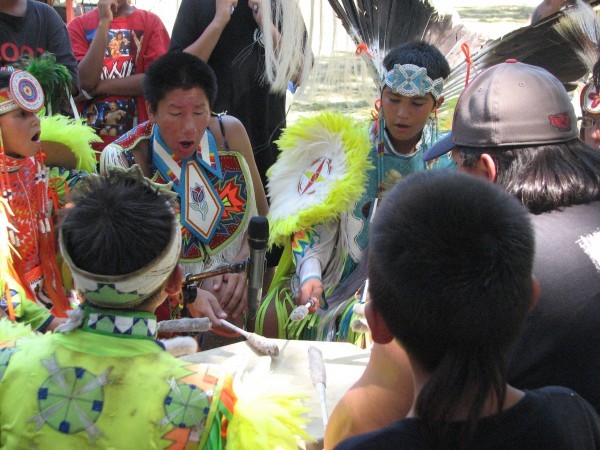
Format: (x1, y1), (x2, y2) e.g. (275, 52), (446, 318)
(424, 59), (581, 186)
(424, 60), (600, 413)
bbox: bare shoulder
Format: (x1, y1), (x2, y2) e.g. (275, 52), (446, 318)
(211, 114), (246, 135)
(325, 383), (392, 450)
(208, 114), (253, 157)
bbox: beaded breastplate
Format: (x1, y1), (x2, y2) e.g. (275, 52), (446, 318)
(113, 122), (253, 263)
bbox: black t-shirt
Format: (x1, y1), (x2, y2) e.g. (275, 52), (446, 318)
(508, 201), (600, 413)
(169, 0), (286, 188)
(335, 387), (600, 450)
(0, 0), (79, 91)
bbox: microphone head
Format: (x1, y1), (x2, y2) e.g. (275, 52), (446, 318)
(248, 216), (269, 249)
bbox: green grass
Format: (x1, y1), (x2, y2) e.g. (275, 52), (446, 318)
(456, 6), (534, 22)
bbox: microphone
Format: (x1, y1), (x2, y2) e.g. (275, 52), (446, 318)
(246, 216), (269, 328)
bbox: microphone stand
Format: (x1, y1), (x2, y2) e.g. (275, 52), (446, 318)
(181, 214), (269, 334)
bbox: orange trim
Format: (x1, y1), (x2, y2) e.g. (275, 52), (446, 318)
(204, 373), (218, 385)
(356, 43), (374, 58)
(219, 380), (237, 412)
(7, 264), (34, 320)
(461, 43), (473, 88)
(5, 284), (15, 321)
(18, 266), (39, 303)
(48, 177), (69, 211)
(65, 0), (74, 23)
(371, 98), (381, 121)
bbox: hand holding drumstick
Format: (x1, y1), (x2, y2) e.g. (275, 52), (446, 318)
(290, 278), (323, 321)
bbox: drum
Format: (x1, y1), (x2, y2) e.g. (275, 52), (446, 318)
(181, 339), (370, 450)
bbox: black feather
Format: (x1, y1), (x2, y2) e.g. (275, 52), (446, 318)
(327, 0), (599, 107)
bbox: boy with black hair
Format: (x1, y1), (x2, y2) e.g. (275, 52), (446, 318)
(0, 168), (308, 448)
(260, 41), (454, 341)
(328, 56), (600, 450)
(336, 170), (600, 449)
(101, 51), (268, 349)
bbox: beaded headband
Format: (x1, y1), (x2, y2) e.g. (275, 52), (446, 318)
(0, 70), (45, 115)
(60, 166), (182, 308)
(381, 64), (444, 100)
(581, 82), (600, 115)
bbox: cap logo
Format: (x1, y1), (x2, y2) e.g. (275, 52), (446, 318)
(548, 113), (572, 132)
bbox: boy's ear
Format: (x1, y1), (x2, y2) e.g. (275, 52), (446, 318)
(165, 263), (184, 296)
(464, 153), (497, 182)
(146, 100), (156, 122)
(479, 153), (498, 182)
(365, 301), (394, 344)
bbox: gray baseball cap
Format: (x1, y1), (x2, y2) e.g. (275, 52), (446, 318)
(423, 60), (579, 161)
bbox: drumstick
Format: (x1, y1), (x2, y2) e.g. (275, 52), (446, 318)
(160, 336), (198, 357)
(308, 345), (328, 427)
(220, 319), (280, 357)
(350, 299), (370, 333)
(289, 297), (316, 321)
(157, 318), (212, 333)
(351, 318), (370, 333)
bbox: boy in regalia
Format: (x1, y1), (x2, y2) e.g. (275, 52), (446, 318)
(0, 69), (71, 329)
(0, 168), (309, 448)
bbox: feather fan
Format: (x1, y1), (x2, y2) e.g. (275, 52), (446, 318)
(554, 0), (600, 73)
(327, 0), (600, 107)
(327, 0), (487, 89)
(445, 0), (600, 103)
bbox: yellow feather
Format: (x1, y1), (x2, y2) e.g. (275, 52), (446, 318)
(267, 112), (373, 247)
(0, 198), (15, 301)
(40, 115), (100, 173)
(0, 318), (35, 342)
(226, 369), (314, 450)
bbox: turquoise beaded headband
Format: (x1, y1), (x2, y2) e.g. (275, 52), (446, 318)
(381, 63), (444, 100)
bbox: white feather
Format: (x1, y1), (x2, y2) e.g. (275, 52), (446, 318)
(268, 126), (349, 221)
(161, 336), (198, 357)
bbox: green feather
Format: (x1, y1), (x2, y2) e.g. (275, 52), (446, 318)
(18, 53), (72, 114)
(0, 318), (35, 342)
